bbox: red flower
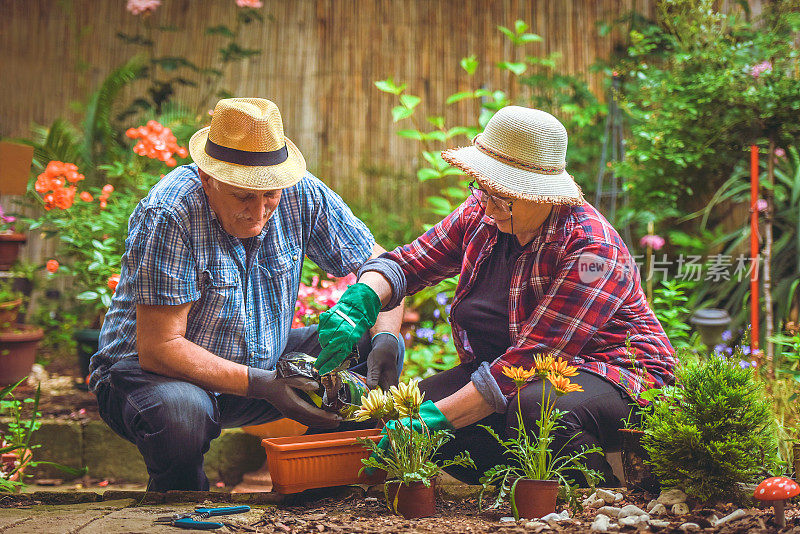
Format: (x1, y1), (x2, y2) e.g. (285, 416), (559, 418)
(126, 121), (187, 166)
(80, 191), (94, 202)
(46, 259), (59, 273)
(107, 274), (120, 292)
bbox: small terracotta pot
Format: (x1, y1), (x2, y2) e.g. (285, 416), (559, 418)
(0, 325), (43, 386)
(0, 299), (23, 331)
(619, 428), (660, 493)
(0, 233), (26, 271)
(512, 479), (559, 519)
(386, 479), (436, 518)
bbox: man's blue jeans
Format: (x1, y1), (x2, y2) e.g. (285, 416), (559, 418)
(94, 326), (404, 491)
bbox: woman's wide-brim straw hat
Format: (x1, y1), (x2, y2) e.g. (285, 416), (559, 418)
(189, 98), (306, 190)
(442, 106), (584, 205)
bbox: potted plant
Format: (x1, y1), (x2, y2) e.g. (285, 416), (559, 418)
(0, 203), (25, 271)
(356, 381), (474, 519)
(479, 357), (603, 520)
(0, 279), (25, 331)
(0, 279), (41, 387)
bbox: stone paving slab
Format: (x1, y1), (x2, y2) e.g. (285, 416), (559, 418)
(0, 493), (286, 533)
(0, 498), (134, 533)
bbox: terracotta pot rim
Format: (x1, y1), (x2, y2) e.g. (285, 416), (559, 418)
(0, 325), (44, 342)
(0, 233), (26, 241)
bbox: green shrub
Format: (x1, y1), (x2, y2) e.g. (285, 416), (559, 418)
(642, 355), (781, 502)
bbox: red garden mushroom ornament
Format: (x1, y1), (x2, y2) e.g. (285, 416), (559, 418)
(753, 476), (800, 527)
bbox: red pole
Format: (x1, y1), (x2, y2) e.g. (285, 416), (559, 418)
(750, 145), (760, 358)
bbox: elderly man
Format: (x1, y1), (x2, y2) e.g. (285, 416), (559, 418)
(89, 98), (406, 491)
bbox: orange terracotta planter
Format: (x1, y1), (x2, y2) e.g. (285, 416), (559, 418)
(512, 479), (559, 519)
(0, 233), (26, 271)
(0, 325), (43, 386)
(262, 429), (385, 494)
(386, 479), (437, 518)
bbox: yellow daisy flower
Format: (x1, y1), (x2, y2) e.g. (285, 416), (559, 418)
(551, 357), (579, 378)
(353, 388), (391, 421)
(548, 373), (583, 396)
(390, 380), (424, 418)
(533, 354), (555, 376)
(502, 366), (536, 388)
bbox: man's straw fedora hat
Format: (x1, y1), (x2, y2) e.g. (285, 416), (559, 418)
(189, 98), (306, 190)
(442, 106), (584, 205)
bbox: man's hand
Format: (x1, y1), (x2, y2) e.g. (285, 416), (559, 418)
(246, 367), (341, 429)
(316, 283), (381, 375)
(365, 400), (452, 474)
(366, 333), (400, 390)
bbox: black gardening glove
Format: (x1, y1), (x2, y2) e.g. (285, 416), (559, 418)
(366, 333), (400, 391)
(246, 367), (341, 429)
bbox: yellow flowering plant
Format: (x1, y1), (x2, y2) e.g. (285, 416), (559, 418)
(480, 357), (604, 518)
(355, 380), (474, 511)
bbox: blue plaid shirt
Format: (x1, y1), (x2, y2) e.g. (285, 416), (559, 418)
(89, 164), (375, 392)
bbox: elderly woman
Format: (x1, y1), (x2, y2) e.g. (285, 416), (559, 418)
(315, 106), (676, 485)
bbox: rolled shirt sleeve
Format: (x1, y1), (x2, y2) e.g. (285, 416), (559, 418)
(125, 207), (199, 306)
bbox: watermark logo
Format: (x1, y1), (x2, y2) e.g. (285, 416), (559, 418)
(577, 252), (616, 284)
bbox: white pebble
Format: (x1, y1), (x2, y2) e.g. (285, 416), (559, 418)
(540, 512), (563, 523)
(619, 504), (647, 518)
(597, 506), (621, 518)
(679, 522), (700, 532)
(614, 492), (624, 503)
(649, 519), (670, 528)
(582, 492), (598, 506)
(619, 516), (640, 527)
(658, 488), (687, 506)
(596, 488), (617, 503)
(646, 499), (659, 512)
(591, 514), (612, 533)
(713, 508), (745, 526)
(500, 516), (516, 522)
(650, 503), (667, 516)
(671, 502), (689, 515)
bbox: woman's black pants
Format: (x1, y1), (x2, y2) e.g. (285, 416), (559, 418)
(419, 362), (633, 487)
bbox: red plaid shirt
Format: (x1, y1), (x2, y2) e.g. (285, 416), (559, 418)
(386, 196), (676, 405)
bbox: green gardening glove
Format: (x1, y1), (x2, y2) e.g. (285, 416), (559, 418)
(365, 400), (453, 475)
(315, 283), (381, 375)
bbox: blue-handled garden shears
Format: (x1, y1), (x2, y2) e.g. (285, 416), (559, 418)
(155, 505), (251, 530)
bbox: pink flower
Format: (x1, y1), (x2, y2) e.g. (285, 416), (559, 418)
(750, 60), (772, 78)
(775, 148), (786, 158)
(236, 0), (263, 7)
(640, 234), (665, 251)
(756, 199), (768, 212)
(126, 0), (161, 15)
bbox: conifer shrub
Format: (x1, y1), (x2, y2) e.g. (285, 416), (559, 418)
(641, 356), (781, 502)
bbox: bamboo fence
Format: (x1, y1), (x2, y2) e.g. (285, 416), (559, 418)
(1, 0), (757, 266)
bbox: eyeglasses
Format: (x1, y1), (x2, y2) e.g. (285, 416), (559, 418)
(468, 181), (514, 214)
